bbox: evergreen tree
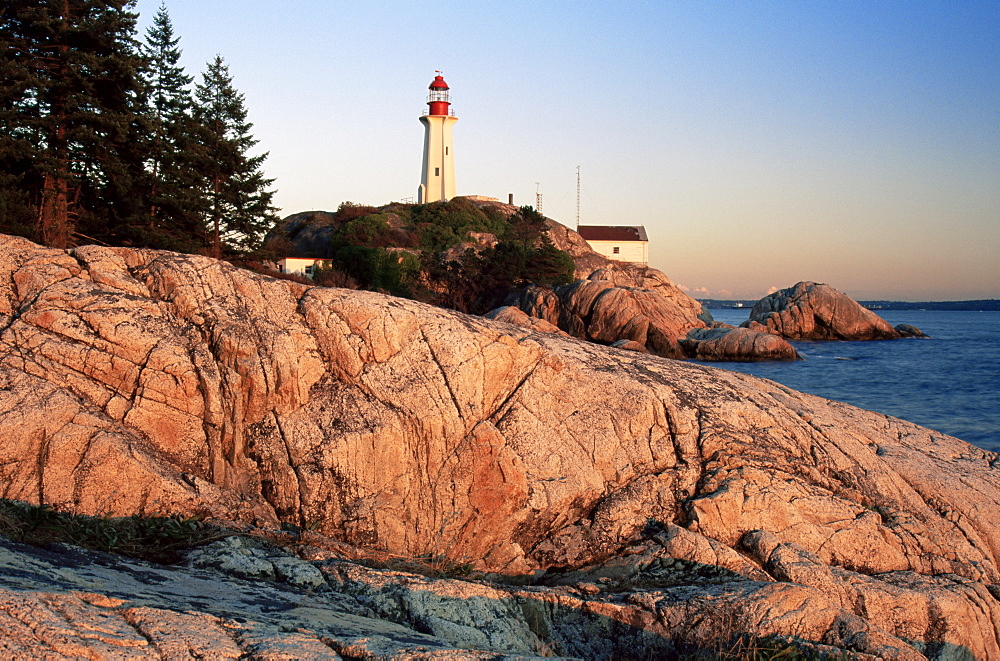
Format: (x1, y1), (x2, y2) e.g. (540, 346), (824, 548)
(0, 0), (145, 248)
(135, 2), (203, 251)
(193, 55), (276, 257)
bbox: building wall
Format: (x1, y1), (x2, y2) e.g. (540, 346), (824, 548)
(278, 258), (330, 279)
(585, 240), (648, 265)
(418, 114), (458, 203)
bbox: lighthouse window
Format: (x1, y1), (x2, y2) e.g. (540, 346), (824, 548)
(445, 147), (449, 155)
(435, 167), (440, 176)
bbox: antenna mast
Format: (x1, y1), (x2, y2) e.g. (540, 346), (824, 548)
(575, 166), (581, 229)
(535, 182), (542, 214)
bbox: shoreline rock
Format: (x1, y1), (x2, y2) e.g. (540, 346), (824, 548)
(499, 272), (798, 362)
(0, 233), (996, 658)
(743, 281), (923, 340)
(680, 326), (801, 361)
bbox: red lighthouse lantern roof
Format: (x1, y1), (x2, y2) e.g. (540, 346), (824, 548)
(429, 75), (449, 90)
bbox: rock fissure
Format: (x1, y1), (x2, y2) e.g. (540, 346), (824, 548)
(484, 361), (541, 427)
(417, 328), (467, 426)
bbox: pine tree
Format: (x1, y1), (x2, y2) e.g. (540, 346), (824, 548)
(136, 2), (204, 251)
(0, 0), (145, 248)
(193, 55), (276, 257)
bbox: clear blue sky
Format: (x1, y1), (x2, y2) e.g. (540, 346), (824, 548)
(135, 0), (999, 301)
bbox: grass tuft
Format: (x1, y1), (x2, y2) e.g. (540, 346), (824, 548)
(0, 500), (227, 564)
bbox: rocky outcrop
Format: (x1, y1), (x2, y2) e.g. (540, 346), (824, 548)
(1, 234), (999, 658)
(0, 534), (502, 659)
(269, 204), (796, 362)
(680, 326), (800, 361)
(265, 210), (341, 257)
(483, 305), (568, 336)
(744, 281), (913, 340)
(504, 275), (702, 359)
(501, 272), (797, 361)
(0, 532), (933, 659)
(895, 323), (929, 338)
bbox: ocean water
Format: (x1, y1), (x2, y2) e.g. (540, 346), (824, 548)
(701, 309), (1000, 453)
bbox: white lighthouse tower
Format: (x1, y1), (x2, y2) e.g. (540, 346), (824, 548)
(417, 73), (458, 204)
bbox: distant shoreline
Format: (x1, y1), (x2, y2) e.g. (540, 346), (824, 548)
(699, 299), (1000, 311)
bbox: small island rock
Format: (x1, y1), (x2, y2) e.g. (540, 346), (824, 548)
(681, 326), (800, 361)
(895, 323), (929, 338)
(743, 281), (918, 340)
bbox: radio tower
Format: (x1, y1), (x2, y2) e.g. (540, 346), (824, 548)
(575, 166), (581, 229)
(535, 182), (542, 214)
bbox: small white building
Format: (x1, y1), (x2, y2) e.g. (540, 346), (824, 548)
(277, 257), (330, 279)
(577, 225), (649, 265)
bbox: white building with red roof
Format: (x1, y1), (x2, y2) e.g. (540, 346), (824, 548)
(577, 225), (649, 265)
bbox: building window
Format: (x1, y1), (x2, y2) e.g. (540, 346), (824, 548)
(435, 167), (440, 176)
(445, 146), (449, 155)
(305, 265), (314, 276)
(613, 247), (620, 254)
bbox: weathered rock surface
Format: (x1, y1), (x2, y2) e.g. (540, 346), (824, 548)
(1, 233), (999, 658)
(0, 534), (535, 659)
(501, 271), (797, 361)
(266, 210), (341, 257)
(483, 306), (568, 337)
(895, 323), (929, 338)
(744, 281), (914, 340)
(680, 326), (801, 362)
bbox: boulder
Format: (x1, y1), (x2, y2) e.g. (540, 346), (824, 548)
(264, 210), (340, 257)
(503, 270), (710, 359)
(483, 305), (568, 336)
(1, 233), (999, 657)
(681, 327), (800, 361)
(895, 323), (929, 338)
(743, 281), (912, 340)
(501, 271), (798, 362)
(610, 339), (649, 353)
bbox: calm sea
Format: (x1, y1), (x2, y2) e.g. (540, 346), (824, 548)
(702, 309), (1000, 454)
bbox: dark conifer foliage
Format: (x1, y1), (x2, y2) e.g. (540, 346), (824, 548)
(193, 55), (277, 257)
(0, 0), (146, 248)
(134, 2), (204, 252)
(0, 1), (277, 256)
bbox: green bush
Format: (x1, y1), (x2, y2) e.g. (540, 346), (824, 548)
(332, 245), (420, 296)
(411, 197), (506, 252)
(333, 201), (378, 223)
(337, 214), (392, 247)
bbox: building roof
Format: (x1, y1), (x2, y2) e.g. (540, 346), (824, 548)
(577, 225), (648, 242)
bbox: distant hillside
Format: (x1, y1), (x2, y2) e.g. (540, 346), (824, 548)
(698, 299), (755, 309)
(858, 300), (1000, 311)
(700, 298), (999, 312)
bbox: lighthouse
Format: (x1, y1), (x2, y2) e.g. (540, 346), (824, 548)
(417, 73), (458, 204)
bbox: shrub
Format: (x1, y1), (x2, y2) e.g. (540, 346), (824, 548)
(411, 197), (506, 252)
(337, 214), (392, 247)
(331, 246), (420, 296)
(333, 201), (378, 223)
